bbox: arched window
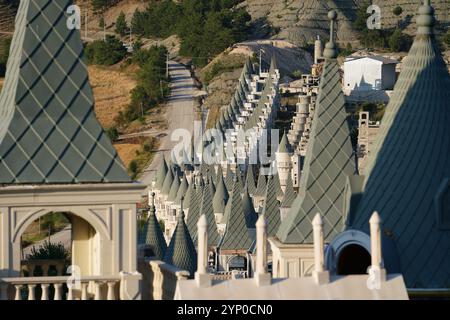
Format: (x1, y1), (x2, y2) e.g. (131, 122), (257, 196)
(337, 244), (371, 275)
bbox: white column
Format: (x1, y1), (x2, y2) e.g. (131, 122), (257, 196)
(368, 211), (386, 283)
(195, 215), (211, 287)
(312, 213), (329, 285)
(255, 214), (271, 286)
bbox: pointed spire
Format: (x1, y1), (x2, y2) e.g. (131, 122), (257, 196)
(140, 193), (167, 259)
(220, 177), (254, 250)
(225, 164), (235, 191)
(198, 177), (220, 247)
(167, 172), (180, 202)
(254, 170), (267, 198)
(175, 175), (189, 205)
(281, 173), (296, 208)
(323, 10), (338, 59)
(183, 178), (194, 209)
(269, 54), (278, 75)
(154, 157), (168, 190)
(245, 165), (257, 196)
(164, 200), (197, 276)
(161, 166), (174, 196)
(213, 173), (229, 214)
(242, 186), (258, 229)
(350, 1), (450, 289)
(277, 131), (293, 154)
(0, 0), (131, 184)
(262, 175), (281, 237)
(277, 19), (355, 243)
(186, 181), (204, 238)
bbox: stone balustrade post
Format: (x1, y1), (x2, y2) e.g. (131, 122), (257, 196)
(195, 215), (211, 287)
(368, 212), (386, 283)
(312, 213), (329, 285)
(119, 271), (142, 300)
(255, 214), (271, 286)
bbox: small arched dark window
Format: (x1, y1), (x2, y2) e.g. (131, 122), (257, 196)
(337, 244), (371, 275)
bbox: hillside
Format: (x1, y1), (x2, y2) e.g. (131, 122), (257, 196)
(241, 0), (449, 46)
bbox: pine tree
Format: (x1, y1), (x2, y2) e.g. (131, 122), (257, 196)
(115, 11), (128, 37)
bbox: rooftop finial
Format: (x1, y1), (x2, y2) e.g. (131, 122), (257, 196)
(180, 196), (185, 219)
(417, 0), (435, 35)
(150, 192), (156, 216)
(323, 10), (338, 59)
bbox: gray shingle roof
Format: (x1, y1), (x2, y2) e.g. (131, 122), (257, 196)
(220, 179), (255, 251)
(199, 177), (220, 247)
(254, 170), (267, 197)
(139, 193), (167, 260)
(175, 175), (189, 205)
(263, 175), (281, 237)
(278, 132), (293, 154)
(213, 173), (229, 214)
(245, 165), (257, 196)
(183, 179), (194, 209)
(276, 15), (355, 244)
(154, 158), (168, 190)
(242, 186), (258, 229)
(167, 173), (180, 202)
(161, 168), (174, 196)
(186, 182), (203, 238)
(281, 173), (296, 208)
(164, 210), (197, 277)
(225, 165), (235, 190)
(350, 1), (450, 289)
(0, 0), (130, 184)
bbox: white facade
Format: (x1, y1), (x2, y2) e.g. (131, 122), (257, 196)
(344, 56), (397, 95)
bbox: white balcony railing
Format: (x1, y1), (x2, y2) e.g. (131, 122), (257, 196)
(0, 275), (120, 300)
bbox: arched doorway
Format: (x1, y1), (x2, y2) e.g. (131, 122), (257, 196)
(15, 211), (102, 278)
(336, 244), (371, 275)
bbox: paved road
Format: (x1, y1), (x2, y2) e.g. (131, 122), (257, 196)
(139, 61), (197, 193)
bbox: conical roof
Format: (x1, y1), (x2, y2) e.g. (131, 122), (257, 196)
(277, 132), (293, 154)
(139, 193), (167, 260)
(198, 177), (220, 247)
(273, 173), (284, 199)
(154, 158), (168, 190)
(262, 175), (281, 237)
(225, 165), (235, 190)
(245, 165), (257, 196)
(269, 54), (278, 75)
(175, 175), (189, 205)
(220, 178), (254, 251)
(242, 187), (258, 229)
(167, 172), (180, 202)
(277, 11), (355, 244)
(254, 170), (267, 197)
(164, 210), (197, 276)
(161, 165), (174, 196)
(213, 173), (229, 214)
(183, 178), (194, 209)
(0, 0), (130, 184)
(281, 173), (296, 208)
(351, 1), (450, 289)
(186, 181), (204, 237)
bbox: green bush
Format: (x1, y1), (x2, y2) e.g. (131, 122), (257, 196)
(0, 38), (11, 77)
(26, 241), (70, 261)
(105, 127), (119, 141)
(84, 35), (127, 66)
(115, 11), (128, 36)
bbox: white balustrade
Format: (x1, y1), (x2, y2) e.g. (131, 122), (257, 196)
(0, 275), (120, 300)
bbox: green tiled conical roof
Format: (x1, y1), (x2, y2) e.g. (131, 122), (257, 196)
(245, 165), (257, 196)
(0, 0), (130, 184)
(161, 168), (174, 196)
(154, 158), (168, 190)
(213, 173), (229, 214)
(277, 12), (355, 244)
(164, 209), (197, 276)
(263, 175), (281, 237)
(183, 179), (194, 209)
(199, 177), (220, 247)
(254, 170), (267, 197)
(277, 132), (293, 154)
(225, 165), (234, 190)
(242, 186), (257, 229)
(167, 173), (180, 202)
(281, 173), (296, 208)
(175, 175), (189, 205)
(220, 178), (254, 251)
(139, 193), (167, 260)
(351, 0), (450, 289)
(186, 181), (203, 237)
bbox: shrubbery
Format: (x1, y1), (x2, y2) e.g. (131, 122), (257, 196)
(0, 38), (11, 77)
(84, 35), (127, 65)
(130, 0), (251, 67)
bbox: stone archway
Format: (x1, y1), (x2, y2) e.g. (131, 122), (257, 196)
(16, 209), (108, 277)
(336, 244), (371, 275)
